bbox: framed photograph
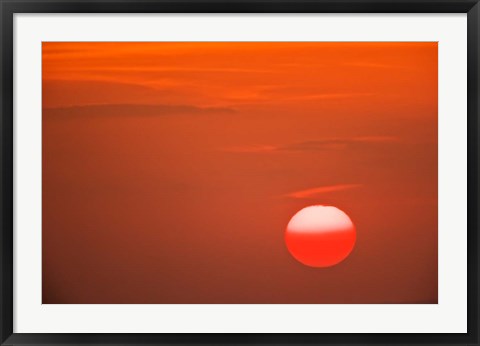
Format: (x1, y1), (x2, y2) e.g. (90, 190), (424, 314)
(1, 0), (479, 345)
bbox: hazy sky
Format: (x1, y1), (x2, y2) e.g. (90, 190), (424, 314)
(42, 42), (438, 304)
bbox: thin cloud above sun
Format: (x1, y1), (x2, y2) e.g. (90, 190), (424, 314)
(285, 184), (362, 199)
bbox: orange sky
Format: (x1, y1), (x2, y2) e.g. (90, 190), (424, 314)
(42, 42), (438, 304)
(43, 42), (437, 111)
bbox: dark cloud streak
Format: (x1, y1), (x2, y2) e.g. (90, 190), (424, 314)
(223, 136), (398, 153)
(43, 103), (236, 117)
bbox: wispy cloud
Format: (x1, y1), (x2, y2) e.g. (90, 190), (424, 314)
(220, 145), (277, 153)
(281, 136), (397, 151)
(282, 92), (374, 102)
(223, 91), (374, 106)
(222, 136), (397, 153)
(344, 62), (405, 69)
(285, 184), (362, 199)
(63, 66), (275, 73)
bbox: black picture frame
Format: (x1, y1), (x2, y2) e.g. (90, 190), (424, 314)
(1, 0), (479, 345)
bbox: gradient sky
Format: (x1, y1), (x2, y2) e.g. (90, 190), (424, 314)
(42, 42), (438, 304)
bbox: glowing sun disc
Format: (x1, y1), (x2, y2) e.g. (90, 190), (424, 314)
(285, 205), (356, 267)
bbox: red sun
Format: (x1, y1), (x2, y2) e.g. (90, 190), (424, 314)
(285, 205), (356, 267)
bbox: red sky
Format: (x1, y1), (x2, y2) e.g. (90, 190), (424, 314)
(42, 42), (438, 304)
